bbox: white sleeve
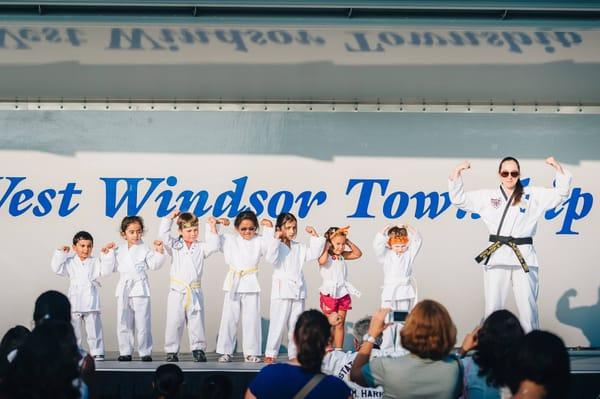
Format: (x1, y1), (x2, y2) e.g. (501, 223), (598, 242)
(146, 248), (166, 271)
(260, 227), (280, 264)
(50, 250), (69, 276)
(99, 249), (117, 277)
(372, 233), (388, 264)
(407, 229), (423, 263)
(203, 223), (221, 258)
(531, 169), (573, 212)
(448, 176), (485, 214)
(158, 217), (176, 256)
(305, 236), (326, 262)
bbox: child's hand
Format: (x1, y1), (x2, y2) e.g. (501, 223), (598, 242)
(217, 218), (230, 226)
(207, 216), (217, 226)
(381, 224), (392, 234)
(100, 242), (116, 254)
(170, 210), (181, 220)
(153, 240), (164, 254)
(274, 229), (283, 239)
(327, 312), (343, 327)
(260, 219), (273, 228)
(305, 226), (317, 236)
(59, 246), (70, 252)
(457, 160), (471, 172)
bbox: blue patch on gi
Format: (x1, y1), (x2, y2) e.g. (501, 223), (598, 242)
(520, 208), (526, 213)
(525, 194), (530, 200)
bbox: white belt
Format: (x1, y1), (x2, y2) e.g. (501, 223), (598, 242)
(323, 279), (362, 298)
(385, 277), (418, 304)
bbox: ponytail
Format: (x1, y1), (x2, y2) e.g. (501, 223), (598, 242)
(513, 179), (524, 206)
(294, 310), (331, 374)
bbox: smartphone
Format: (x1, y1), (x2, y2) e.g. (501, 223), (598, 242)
(386, 311), (409, 324)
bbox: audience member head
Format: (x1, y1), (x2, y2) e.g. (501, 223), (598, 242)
(353, 316), (382, 350)
(508, 330), (570, 399)
(294, 309), (332, 373)
(198, 374), (233, 399)
(400, 299), (456, 360)
(33, 290), (71, 326)
(473, 310), (525, 387)
(153, 364), (184, 399)
(0, 325), (30, 379)
(1, 320), (81, 399)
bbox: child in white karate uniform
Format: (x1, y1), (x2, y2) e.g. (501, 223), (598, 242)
(373, 224), (422, 354)
(159, 211), (220, 362)
(318, 226), (362, 350)
(105, 216), (166, 361)
(51, 231), (116, 360)
(264, 212), (325, 363)
(215, 210), (280, 363)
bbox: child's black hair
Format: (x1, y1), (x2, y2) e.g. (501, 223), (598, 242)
(72, 231), (94, 245)
(234, 210), (258, 229)
(120, 215), (145, 234)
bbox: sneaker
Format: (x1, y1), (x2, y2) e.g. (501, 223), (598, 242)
(166, 353), (179, 362)
(245, 355), (262, 363)
(192, 350), (207, 362)
(263, 356), (276, 364)
(93, 355), (105, 361)
(117, 355), (132, 362)
(218, 354), (232, 363)
(141, 355), (153, 362)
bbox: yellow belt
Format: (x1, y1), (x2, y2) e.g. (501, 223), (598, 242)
(170, 277), (202, 311)
(229, 267), (259, 277)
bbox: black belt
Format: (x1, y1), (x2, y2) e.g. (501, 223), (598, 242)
(475, 235), (533, 273)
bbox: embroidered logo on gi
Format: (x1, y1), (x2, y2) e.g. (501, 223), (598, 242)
(491, 198), (502, 209)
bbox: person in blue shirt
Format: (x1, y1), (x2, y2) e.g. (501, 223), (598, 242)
(458, 310), (525, 399)
(245, 309), (351, 399)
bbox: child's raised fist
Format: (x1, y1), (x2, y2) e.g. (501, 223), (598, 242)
(59, 246), (70, 252)
(217, 218), (230, 226)
(170, 210), (181, 220)
(153, 240), (164, 254)
(260, 219), (273, 228)
(207, 216), (217, 225)
(305, 226), (317, 236)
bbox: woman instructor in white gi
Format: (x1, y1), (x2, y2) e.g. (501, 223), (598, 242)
(448, 156), (571, 332)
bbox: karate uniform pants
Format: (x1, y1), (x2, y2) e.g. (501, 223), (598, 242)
(164, 289), (206, 353)
(72, 311), (104, 357)
(117, 296), (153, 357)
(265, 298), (304, 359)
(216, 292), (261, 356)
(484, 265), (539, 332)
(381, 299), (411, 355)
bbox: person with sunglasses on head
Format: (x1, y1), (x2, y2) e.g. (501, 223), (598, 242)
(158, 211), (221, 363)
(215, 210), (281, 363)
(448, 156), (571, 332)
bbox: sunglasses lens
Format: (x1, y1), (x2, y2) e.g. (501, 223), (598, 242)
(501, 171), (519, 178)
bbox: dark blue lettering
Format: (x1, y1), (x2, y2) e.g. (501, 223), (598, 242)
(383, 191), (409, 218)
(345, 32), (384, 52)
(33, 189), (57, 216)
(213, 177), (248, 217)
(346, 179), (389, 218)
(101, 177), (165, 217)
(295, 191), (327, 218)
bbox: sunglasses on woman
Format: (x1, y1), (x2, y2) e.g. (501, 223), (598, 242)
(500, 171), (520, 178)
(239, 227), (257, 232)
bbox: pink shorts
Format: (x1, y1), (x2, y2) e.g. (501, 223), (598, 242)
(319, 293), (352, 314)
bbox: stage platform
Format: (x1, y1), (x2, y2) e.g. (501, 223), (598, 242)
(94, 350), (600, 399)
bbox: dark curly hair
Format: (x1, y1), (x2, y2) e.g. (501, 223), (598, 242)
(294, 310), (331, 374)
(473, 310), (525, 387)
(0, 320), (82, 399)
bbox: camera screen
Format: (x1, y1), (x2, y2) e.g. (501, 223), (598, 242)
(393, 311), (409, 322)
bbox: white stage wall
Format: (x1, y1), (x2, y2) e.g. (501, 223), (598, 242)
(0, 110), (598, 352)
